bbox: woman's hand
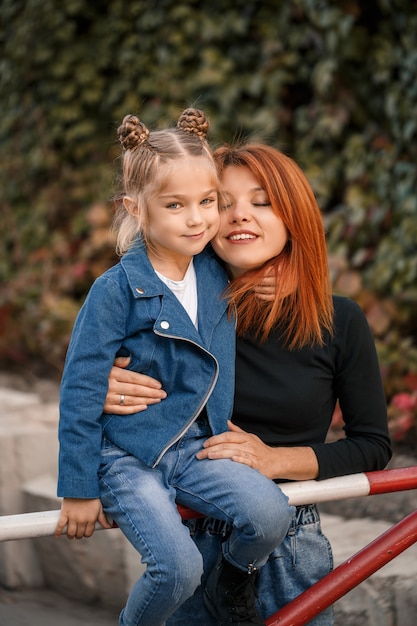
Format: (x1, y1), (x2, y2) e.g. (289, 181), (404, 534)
(196, 421), (319, 481)
(104, 356), (167, 414)
(253, 267), (276, 301)
(196, 421), (279, 479)
(55, 498), (112, 540)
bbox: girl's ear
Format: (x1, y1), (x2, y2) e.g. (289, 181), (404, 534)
(123, 196), (138, 216)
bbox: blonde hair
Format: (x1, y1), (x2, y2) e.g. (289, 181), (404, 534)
(113, 108), (217, 255)
(214, 143), (334, 348)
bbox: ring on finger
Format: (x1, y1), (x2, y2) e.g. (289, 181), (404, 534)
(120, 394), (125, 405)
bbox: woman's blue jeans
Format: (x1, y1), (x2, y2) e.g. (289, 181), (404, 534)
(167, 505), (334, 626)
(98, 419), (293, 626)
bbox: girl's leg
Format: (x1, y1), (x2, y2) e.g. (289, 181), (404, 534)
(166, 518), (226, 626)
(171, 423), (293, 570)
(99, 440), (203, 626)
(170, 426), (293, 625)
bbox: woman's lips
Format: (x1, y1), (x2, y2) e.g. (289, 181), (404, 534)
(227, 231), (257, 242)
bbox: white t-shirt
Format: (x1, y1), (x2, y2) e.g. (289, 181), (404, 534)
(156, 260), (198, 328)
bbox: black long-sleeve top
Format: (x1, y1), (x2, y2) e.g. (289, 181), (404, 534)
(232, 295), (392, 480)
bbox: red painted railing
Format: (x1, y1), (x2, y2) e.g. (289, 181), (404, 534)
(1, 466), (417, 624)
(265, 466), (417, 624)
(266, 507), (417, 625)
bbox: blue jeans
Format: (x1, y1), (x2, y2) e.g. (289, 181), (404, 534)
(98, 419), (293, 626)
(167, 504), (334, 626)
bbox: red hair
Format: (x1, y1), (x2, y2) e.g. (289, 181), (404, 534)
(214, 144), (334, 348)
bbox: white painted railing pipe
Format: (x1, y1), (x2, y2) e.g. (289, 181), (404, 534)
(1, 467), (417, 542)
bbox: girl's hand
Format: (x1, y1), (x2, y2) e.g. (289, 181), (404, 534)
(104, 356), (167, 414)
(55, 498), (112, 540)
(196, 421), (278, 480)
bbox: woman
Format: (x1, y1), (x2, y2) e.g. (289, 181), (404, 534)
(104, 143), (392, 625)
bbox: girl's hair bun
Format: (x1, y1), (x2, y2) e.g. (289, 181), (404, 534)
(117, 115), (150, 151)
(177, 108), (209, 138)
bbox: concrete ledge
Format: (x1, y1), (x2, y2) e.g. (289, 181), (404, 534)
(0, 388), (59, 588)
(23, 474), (144, 610)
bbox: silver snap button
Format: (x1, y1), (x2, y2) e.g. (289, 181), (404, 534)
(135, 287), (145, 294)
(160, 321), (170, 330)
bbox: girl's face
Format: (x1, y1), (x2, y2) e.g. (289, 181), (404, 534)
(212, 165), (288, 277)
(145, 158), (220, 275)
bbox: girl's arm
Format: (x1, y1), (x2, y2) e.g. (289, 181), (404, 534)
(55, 498), (112, 539)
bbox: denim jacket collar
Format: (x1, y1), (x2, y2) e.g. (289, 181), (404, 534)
(120, 238), (166, 299)
(119, 238), (229, 348)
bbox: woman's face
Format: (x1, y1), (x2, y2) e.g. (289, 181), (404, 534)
(212, 165), (289, 277)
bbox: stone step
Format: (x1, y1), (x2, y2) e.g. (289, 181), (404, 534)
(1, 382), (416, 625)
(321, 512), (417, 625)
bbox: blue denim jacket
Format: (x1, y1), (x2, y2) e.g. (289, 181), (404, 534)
(57, 240), (235, 498)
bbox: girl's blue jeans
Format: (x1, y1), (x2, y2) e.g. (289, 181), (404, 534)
(98, 419), (293, 626)
(166, 504), (334, 626)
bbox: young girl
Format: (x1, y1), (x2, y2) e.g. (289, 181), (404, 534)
(55, 109), (293, 626)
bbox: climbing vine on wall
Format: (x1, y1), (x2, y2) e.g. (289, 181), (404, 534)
(1, 0), (416, 442)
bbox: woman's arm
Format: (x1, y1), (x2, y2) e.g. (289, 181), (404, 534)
(105, 360), (319, 480)
(105, 361), (319, 479)
(309, 299), (392, 479)
(196, 421), (319, 481)
(104, 357), (167, 414)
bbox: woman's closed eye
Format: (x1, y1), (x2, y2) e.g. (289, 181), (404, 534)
(251, 192), (271, 207)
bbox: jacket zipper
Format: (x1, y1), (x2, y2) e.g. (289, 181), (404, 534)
(152, 331), (219, 467)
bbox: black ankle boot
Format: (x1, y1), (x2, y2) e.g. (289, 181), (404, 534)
(204, 557), (265, 625)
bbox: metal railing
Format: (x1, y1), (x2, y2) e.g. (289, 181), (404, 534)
(1, 466), (417, 624)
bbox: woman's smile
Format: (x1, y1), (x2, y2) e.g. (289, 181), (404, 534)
(213, 165), (288, 277)
(226, 230), (258, 242)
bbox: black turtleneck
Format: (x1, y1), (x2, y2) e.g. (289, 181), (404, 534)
(232, 295), (392, 480)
